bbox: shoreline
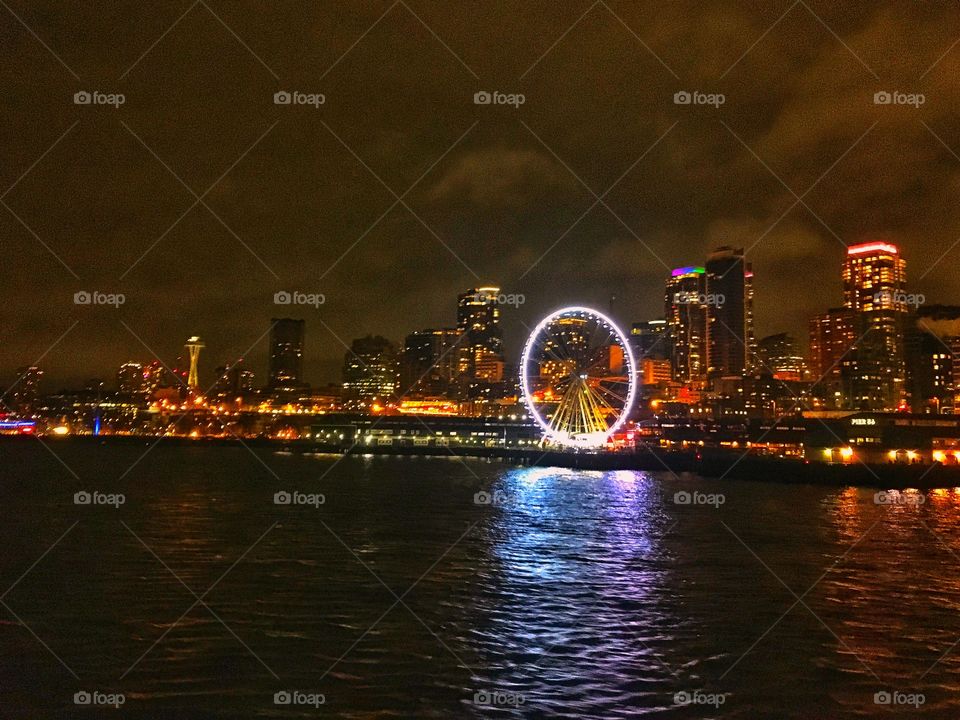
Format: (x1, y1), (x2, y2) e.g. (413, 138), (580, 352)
(5, 434), (959, 490)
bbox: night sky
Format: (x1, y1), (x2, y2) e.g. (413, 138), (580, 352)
(2, 1), (958, 389)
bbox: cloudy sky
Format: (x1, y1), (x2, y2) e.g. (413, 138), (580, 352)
(2, 1), (959, 389)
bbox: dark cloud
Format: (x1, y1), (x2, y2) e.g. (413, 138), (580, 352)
(1, 0), (959, 388)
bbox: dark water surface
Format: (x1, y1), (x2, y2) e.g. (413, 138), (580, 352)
(1, 440), (959, 718)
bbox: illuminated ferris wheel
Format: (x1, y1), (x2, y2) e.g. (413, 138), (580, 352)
(520, 307), (637, 448)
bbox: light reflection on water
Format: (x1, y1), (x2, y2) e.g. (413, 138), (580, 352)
(2, 444), (960, 718)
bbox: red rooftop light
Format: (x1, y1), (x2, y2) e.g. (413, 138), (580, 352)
(847, 242), (899, 256)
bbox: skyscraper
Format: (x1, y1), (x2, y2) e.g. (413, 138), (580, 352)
(269, 318), (305, 390)
(704, 247), (754, 378)
(757, 333), (806, 382)
(10, 366), (42, 413)
(665, 267), (707, 384)
(213, 359), (255, 398)
(342, 335), (398, 406)
(457, 287), (504, 384)
(399, 328), (462, 397)
(905, 305), (960, 413)
(809, 308), (856, 409)
(630, 319), (671, 362)
(841, 242), (907, 410)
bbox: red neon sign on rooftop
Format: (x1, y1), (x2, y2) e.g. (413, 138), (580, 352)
(847, 241), (899, 256)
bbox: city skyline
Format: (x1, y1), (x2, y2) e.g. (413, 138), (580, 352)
(4, 2), (960, 392)
(4, 238), (945, 398)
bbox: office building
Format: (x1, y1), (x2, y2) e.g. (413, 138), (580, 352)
(457, 287), (504, 383)
(10, 366), (42, 412)
(704, 247), (755, 378)
(269, 318), (305, 390)
(757, 333), (806, 382)
(342, 335), (398, 406)
(808, 308), (856, 409)
(665, 267), (707, 384)
(630, 319), (671, 362)
(841, 242), (907, 410)
(906, 305), (960, 413)
(400, 328), (462, 397)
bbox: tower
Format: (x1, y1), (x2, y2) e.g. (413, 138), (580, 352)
(665, 267), (707, 383)
(400, 328), (462, 396)
(269, 318), (305, 390)
(704, 247), (752, 378)
(342, 335), (398, 408)
(457, 287), (504, 385)
(185, 336), (204, 390)
(841, 242), (907, 410)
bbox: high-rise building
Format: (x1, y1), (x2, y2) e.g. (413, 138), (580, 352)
(906, 305), (960, 413)
(665, 267), (707, 384)
(269, 318), (305, 390)
(117, 362), (146, 395)
(630, 319), (671, 362)
(342, 335), (398, 406)
(842, 242), (907, 311)
(213, 360), (255, 397)
(642, 358), (673, 385)
(809, 308), (855, 408)
(10, 366), (42, 412)
(705, 247), (754, 378)
(841, 242), (908, 410)
(457, 287), (504, 383)
(757, 333), (807, 382)
(399, 328), (462, 397)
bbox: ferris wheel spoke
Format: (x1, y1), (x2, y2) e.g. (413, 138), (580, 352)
(589, 385), (617, 417)
(595, 383), (627, 405)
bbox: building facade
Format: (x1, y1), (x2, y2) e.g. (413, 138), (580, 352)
(665, 266), (707, 384)
(705, 247), (755, 379)
(841, 242), (907, 410)
(342, 335), (398, 407)
(400, 328), (462, 397)
(268, 318), (305, 390)
(808, 308), (856, 408)
(457, 287), (505, 393)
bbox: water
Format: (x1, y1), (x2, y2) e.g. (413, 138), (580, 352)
(1, 440), (960, 718)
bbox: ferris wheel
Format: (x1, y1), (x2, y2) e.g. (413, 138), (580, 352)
(520, 307), (638, 448)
